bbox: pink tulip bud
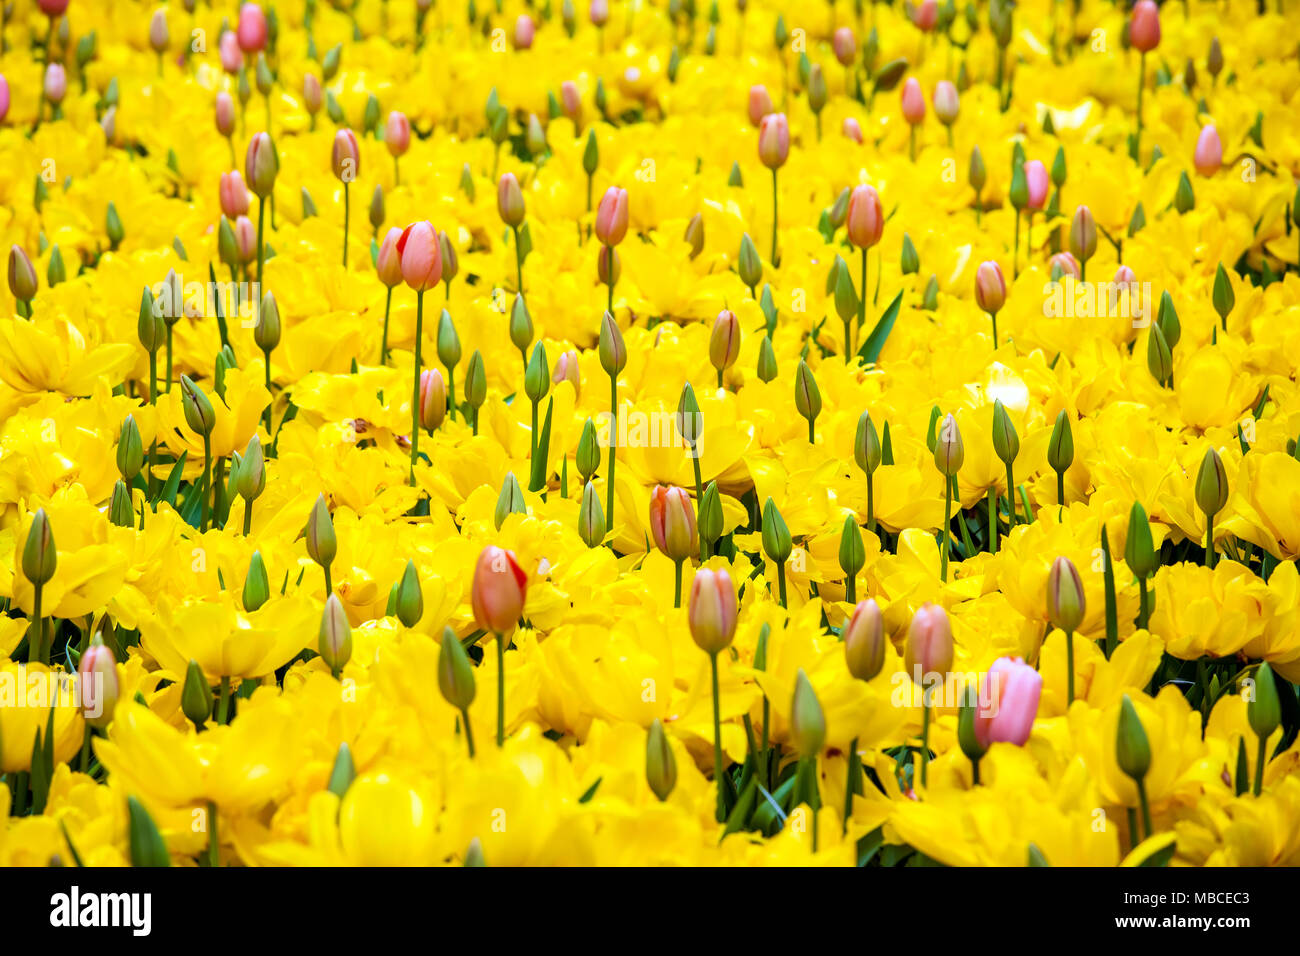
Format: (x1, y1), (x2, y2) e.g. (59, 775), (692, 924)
(689, 568), (738, 655)
(0, 75), (11, 124)
(1193, 124), (1222, 177)
(376, 227), (404, 287)
(594, 186), (629, 245)
(933, 80), (959, 126)
(1114, 264), (1136, 286)
(597, 245), (621, 287)
(846, 184), (884, 249)
(1049, 251), (1082, 281)
(842, 117), (863, 144)
(219, 30), (242, 74)
(385, 112), (411, 157)
(1129, 0), (1160, 53)
(78, 642), (120, 730)
(514, 14), (535, 49)
(219, 171), (251, 219)
(832, 27), (856, 66)
(332, 129), (360, 182)
(590, 0), (609, 27)
(913, 0), (938, 31)
(974, 260), (1006, 313)
(1023, 159), (1049, 210)
(215, 91), (236, 137)
(471, 545), (528, 634)
(396, 220), (442, 291)
(844, 599), (886, 681)
(561, 81), (582, 124)
(420, 368), (446, 431)
(303, 74), (323, 115)
(234, 216), (257, 263)
(748, 84), (774, 126)
(44, 63), (67, 104)
(975, 656), (1042, 748)
(757, 112), (790, 169)
(237, 3), (268, 53)
(709, 309), (741, 372)
(245, 131), (278, 198)
(39, 0), (70, 15)
(497, 172), (526, 227)
(905, 602), (954, 681)
(900, 78), (925, 125)
(1070, 205), (1097, 262)
(149, 9), (169, 54)
(552, 349), (581, 395)
(649, 485), (697, 561)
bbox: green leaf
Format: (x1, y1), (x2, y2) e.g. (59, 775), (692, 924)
(857, 291), (903, 365)
(528, 398), (554, 492)
(578, 776), (602, 804)
(159, 451), (188, 506)
(128, 796), (171, 867)
(1137, 841), (1177, 867)
(327, 743), (355, 800)
(721, 778), (758, 836)
(856, 826), (884, 867)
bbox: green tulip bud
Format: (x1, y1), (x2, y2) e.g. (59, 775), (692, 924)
(794, 359), (821, 429)
(1212, 263), (1234, 326)
(991, 399), (1019, 466)
(1248, 662), (1281, 742)
(578, 480), (606, 547)
(1147, 322), (1172, 385)
(934, 413), (965, 476)
(969, 145), (986, 195)
(137, 288), (164, 353)
(582, 128), (599, 176)
(727, 161), (744, 188)
(1047, 410), (1074, 477)
(1174, 171), (1195, 213)
(509, 294), (534, 357)
(576, 418), (600, 482)
(839, 515), (865, 577)
(327, 742), (355, 800)
(645, 718), (677, 801)
(243, 551), (270, 611)
(790, 669), (826, 758)
(302, 187), (317, 219)
(855, 411), (882, 475)
(761, 497), (792, 563)
(495, 472), (526, 530)
(958, 683), (988, 763)
(1008, 162), (1028, 210)
(1047, 556), (1086, 634)
(1116, 694), (1151, 781)
(117, 415), (144, 481)
(438, 626), (477, 710)
(1125, 502), (1158, 580)
(699, 481), (723, 548)
(598, 311), (626, 376)
(465, 351), (487, 412)
(237, 435), (265, 501)
(106, 202), (124, 249)
(833, 257), (859, 324)
(1156, 291), (1180, 348)
(395, 559), (423, 627)
(1194, 447), (1228, 517)
(255, 291), (281, 352)
(524, 342), (549, 402)
(900, 234), (919, 275)
(304, 495), (336, 570)
(676, 382), (702, 447)
(318, 593), (352, 676)
(738, 233), (762, 289)
(756, 336), (778, 382)
(109, 480), (134, 528)
(181, 659), (212, 727)
(180, 375), (216, 436)
(437, 310), (462, 369)
(1051, 146), (1067, 188)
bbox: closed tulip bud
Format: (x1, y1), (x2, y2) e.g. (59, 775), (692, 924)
(645, 718), (677, 801)
(747, 84), (773, 125)
(397, 220), (442, 291)
(385, 112), (410, 157)
(757, 112), (790, 168)
(234, 216), (257, 263)
(525, 114), (547, 157)
(576, 419), (600, 480)
(934, 413), (964, 475)
(303, 74), (322, 116)
(845, 184), (884, 249)
(369, 184), (385, 231)
(158, 269), (183, 325)
(1051, 146), (1067, 188)
(508, 296), (533, 358)
(319, 594), (352, 676)
(238, 68), (252, 107)
(594, 187), (630, 246)
(1248, 662), (1281, 741)
(255, 291), (281, 352)
(149, 10), (169, 53)
(1156, 291), (1181, 347)
(180, 375), (216, 436)
(394, 560), (423, 627)
(597, 245), (621, 287)
(465, 350), (487, 411)
(420, 368), (447, 431)
(471, 546), (528, 634)
(991, 399), (1019, 466)
(1212, 263), (1234, 325)
(243, 550), (270, 611)
(1174, 170), (1195, 213)
(649, 485), (697, 561)
(855, 411), (882, 475)
(582, 129), (599, 178)
(1195, 447), (1228, 517)
(245, 132), (278, 198)
(794, 360), (821, 429)
(375, 227), (404, 288)
(900, 78), (925, 125)
(114, 415), (143, 481)
(1207, 37), (1223, 79)
(708, 309), (741, 373)
(683, 213), (705, 259)
(1049, 251), (1081, 282)
(676, 382), (702, 446)
(688, 568), (738, 655)
(437, 310), (462, 369)
(1046, 556), (1085, 633)
(1024, 160), (1048, 211)
(47, 246), (66, 287)
(438, 626), (476, 710)
(495, 472), (526, 530)
(220, 30), (242, 73)
(9, 246), (37, 301)
(974, 260), (1006, 314)
(756, 336), (778, 382)
(737, 234), (763, 288)
(969, 145), (987, 195)
(181, 659), (212, 726)
(560, 81), (582, 125)
(109, 480), (134, 527)
(1193, 124), (1222, 177)
(438, 232), (458, 285)
(842, 117), (863, 144)
(790, 670), (826, 758)
(1069, 206), (1097, 264)
(833, 26), (856, 66)
(215, 91), (236, 138)
(523, 345), (549, 404)
(1116, 694), (1151, 780)
(598, 311), (626, 376)
(137, 288), (163, 352)
(761, 497), (792, 563)
(933, 80), (959, 125)
(807, 65), (827, 115)
(699, 481), (723, 547)
(497, 172), (525, 227)
(219, 171), (250, 220)
(1129, 0), (1160, 53)
(578, 480), (606, 547)
(958, 684), (987, 762)
(44, 63), (66, 104)
(23, 509), (57, 585)
(331, 129), (360, 183)
(1125, 502), (1158, 579)
(255, 54), (273, 97)
(899, 234), (920, 275)
(1008, 162), (1028, 210)
(305, 495), (336, 570)
(1146, 322), (1172, 384)
(977, 657), (1042, 748)
(905, 603), (953, 679)
(1047, 410), (1073, 476)
(844, 598), (885, 681)
(238, 2), (268, 52)
(914, 0), (939, 30)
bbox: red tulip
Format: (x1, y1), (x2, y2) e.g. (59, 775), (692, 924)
(471, 546), (528, 634)
(1130, 0), (1160, 53)
(237, 3), (268, 53)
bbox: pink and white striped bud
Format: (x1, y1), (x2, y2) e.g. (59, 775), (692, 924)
(234, 215), (257, 263)
(44, 63), (67, 104)
(331, 129), (360, 183)
(709, 309), (741, 372)
(689, 568), (738, 655)
(1049, 251), (1082, 281)
(552, 349), (581, 395)
(649, 485), (697, 561)
(561, 81), (582, 124)
(78, 642), (120, 730)
(589, 0), (609, 27)
(757, 112), (790, 168)
(497, 172), (526, 228)
(219, 171), (251, 219)
(420, 368), (446, 431)
(842, 117), (863, 144)
(215, 91), (236, 137)
(974, 260), (1007, 313)
(594, 187), (630, 245)
(933, 80), (959, 126)
(900, 78), (925, 125)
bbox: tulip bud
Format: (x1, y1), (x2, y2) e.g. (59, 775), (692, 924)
(807, 65), (827, 116)
(319, 593), (352, 677)
(181, 659), (212, 726)
(1194, 447), (1228, 517)
(1116, 694), (1151, 780)
(708, 310), (740, 374)
(44, 63), (66, 104)
(645, 718), (677, 801)
(969, 145), (987, 196)
(391, 559), (423, 627)
(972, 261), (1006, 318)
(688, 568), (738, 655)
(471, 546), (528, 634)
(495, 472), (526, 530)
(1046, 556), (1086, 634)
(430, 625), (477, 715)
(219, 171), (251, 220)
(330, 129), (360, 183)
(397, 220), (442, 291)
(790, 669), (826, 758)
(747, 84), (773, 125)
(1193, 124), (1222, 177)
(649, 485), (697, 561)
(794, 360), (821, 432)
(376, 228), (404, 288)
(1047, 410), (1073, 477)
(833, 26), (856, 66)
(738, 233), (762, 288)
(23, 509), (57, 586)
(1146, 322), (1172, 385)
(576, 419), (601, 482)
(597, 245), (621, 288)
(675, 382), (702, 448)
(1212, 263), (1234, 326)
(109, 480), (134, 528)
(436, 312), (462, 375)
(255, 54), (273, 98)
(900, 234), (920, 275)
(578, 480), (606, 547)
(684, 213), (705, 259)
(900, 77), (925, 125)
(905, 603), (954, 679)
(238, 2), (268, 52)
(845, 185), (884, 249)
(117, 416), (144, 481)
(844, 598), (885, 681)
(497, 172), (525, 228)
(933, 80), (959, 126)
(8, 246), (37, 302)
(245, 132), (279, 198)
(386, 111), (411, 157)
(761, 497), (792, 564)
(594, 187), (629, 246)
(958, 684), (987, 764)
(934, 413), (964, 476)
(1248, 662), (1281, 742)
(550, 349), (580, 398)
(757, 112), (790, 168)
(180, 375), (216, 437)
(991, 399), (1019, 466)
(1024, 160), (1049, 211)
(305, 495), (336, 570)
(241, 550), (270, 611)
(582, 129), (599, 178)
(598, 311), (626, 376)
(1206, 37), (1223, 79)
(1129, 0), (1160, 53)
(149, 9), (170, 54)
(216, 217), (238, 267)
(369, 184), (385, 232)
(1125, 502), (1158, 580)
(417, 367), (447, 432)
(756, 336), (778, 382)
(698, 481), (723, 549)
(1174, 170), (1195, 213)
(255, 291), (281, 352)
(1008, 162), (1028, 210)
(854, 411), (882, 475)
(137, 288), (164, 353)
(1069, 206), (1097, 265)
(1051, 146), (1067, 188)
(1155, 291), (1181, 348)
(303, 74), (322, 116)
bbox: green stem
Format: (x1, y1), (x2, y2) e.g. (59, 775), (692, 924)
(857, 246), (868, 356)
(380, 286), (392, 364)
(971, 756), (981, 785)
(1127, 806), (1139, 850)
(711, 651), (725, 822)
(201, 434), (212, 532)
(1137, 577), (1149, 630)
(217, 676), (231, 725)
(776, 561), (787, 607)
(461, 706), (476, 758)
(866, 470), (875, 534)
(673, 558), (683, 608)
(497, 633), (506, 746)
(1065, 628), (1075, 705)
(1005, 464), (1017, 525)
(691, 453), (706, 559)
(843, 736), (858, 833)
(410, 290), (425, 486)
(987, 484), (998, 554)
(1254, 732), (1267, 796)
(940, 476), (952, 582)
(1205, 511), (1216, 568)
(342, 182), (349, 267)
(165, 327), (174, 393)
(513, 225), (523, 295)
(770, 168), (779, 266)
(606, 374), (617, 542)
(1135, 52), (1146, 162)
(243, 499), (253, 535)
(207, 801), (219, 867)
(1013, 210), (1020, 278)
(32, 584), (45, 666)
(920, 696), (931, 787)
(263, 348), (273, 433)
(446, 366), (457, 422)
(991, 309), (999, 345)
(1136, 776), (1153, 837)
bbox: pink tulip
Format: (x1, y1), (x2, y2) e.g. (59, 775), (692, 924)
(215, 91), (236, 137)
(688, 568), (738, 655)
(1049, 251), (1082, 281)
(245, 131), (278, 197)
(594, 186), (629, 246)
(471, 546), (528, 634)
(303, 74), (323, 115)
(419, 368), (446, 431)
(833, 27), (856, 66)
(514, 14), (535, 49)
(974, 260), (1006, 313)
(237, 3), (268, 54)
(552, 349), (580, 395)
(219, 171), (251, 219)
(649, 485), (697, 561)
(561, 81), (582, 125)
(757, 112), (790, 168)
(1130, 0), (1160, 53)
(748, 84), (774, 126)
(914, 0), (938, 31)
(975, 656), (1042, 748)
(589, 0), (609, 27)
(219, 30), (242, 74)
(905, 602), (954, 681)
(396, 220), (442, 290)
(1114, 264), (1136, 286)
(332, 128), (360, 182)
(386, 112), (411, 157)
(842, 117), (863, 144)
(1023, 159), (1049, 210)
(1193, 124), (1222, 177)
(44, 63), (67, 104)
(933, 80), (959, 126)
(233, 216), (257, 263)
(0, 75), (10, 124)
(78, 643), (119, 730)
(900, 77), (926, 125)
(497, 172), (525, 227)
(846, 184), (884, 249)
(376, 227), (404, 287)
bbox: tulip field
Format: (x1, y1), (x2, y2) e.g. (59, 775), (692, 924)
(2, 0), (1300, 875)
